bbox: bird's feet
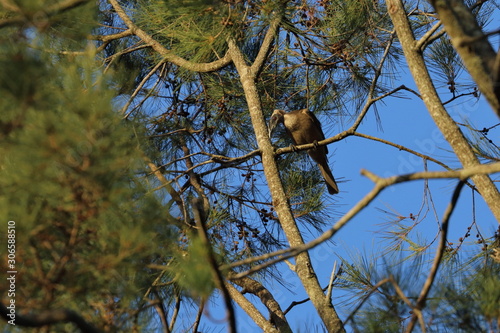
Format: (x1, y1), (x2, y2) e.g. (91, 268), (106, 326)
(289, 144), (298, 152)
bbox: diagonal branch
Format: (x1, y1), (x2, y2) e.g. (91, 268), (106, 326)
(107, 0), (232, 73)
(250, 11), (284, 78)
(226, 162), (500, 278)
(224, 283), (279, 333)
(405, 181), (466, 333)
(229, 272), (291, 333)
(386, 0), (500, 222)
(428, 0), (500, 117)
(192, 198), (236, 333)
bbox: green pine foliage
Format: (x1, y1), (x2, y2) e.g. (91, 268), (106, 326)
(0, 7), (169, 331)
(1, 0), (499, 332)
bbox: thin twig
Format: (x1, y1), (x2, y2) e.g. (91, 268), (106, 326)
(326, 261), (338, 301)
(405, 181), (466, 333)
(342, 277), (392, 326)
(123, 61), (167, 118)
(191, 299), (204, 333)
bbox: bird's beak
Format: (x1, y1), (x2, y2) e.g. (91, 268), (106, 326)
(268, 117), (278, 138)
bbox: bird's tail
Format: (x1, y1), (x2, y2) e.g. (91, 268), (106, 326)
(318, 163), (339, 195)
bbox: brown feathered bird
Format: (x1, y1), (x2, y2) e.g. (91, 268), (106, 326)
(268, 109), (339, 195)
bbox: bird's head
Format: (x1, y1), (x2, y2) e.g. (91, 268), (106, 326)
(268, 109), (285, 138)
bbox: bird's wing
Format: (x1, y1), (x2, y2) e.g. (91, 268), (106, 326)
(302, 109), (328, 154)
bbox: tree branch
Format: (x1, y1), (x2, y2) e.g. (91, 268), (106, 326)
(226, 162), (500, 278)
(386, 0), (500, 222)
(250, 10), (284, 78)
(192, 198), (236, 333)
(428, 0), (500, 117)
(0, 303), (102, 333)
(225, 283), (279, 333)
(405, 181), (466, 333)
(229, 272), (291, 333)
(107, 0), (232, 72)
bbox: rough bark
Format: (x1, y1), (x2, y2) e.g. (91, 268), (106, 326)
(386, 0), (500, 223)
(429, 0), (500, 118)
(229, 272), (291, 333)
(109, 1), (346, 330)
(227, 33), (345, 332)
(225, 283), (279, 333)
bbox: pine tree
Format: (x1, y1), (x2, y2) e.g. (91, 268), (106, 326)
(1, 0), (499, 332)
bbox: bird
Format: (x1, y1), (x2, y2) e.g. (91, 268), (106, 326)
(268, 108), (339, 195)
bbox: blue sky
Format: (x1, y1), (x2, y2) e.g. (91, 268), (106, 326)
(132, 4), (500, 331)
(190, 74), (499, 332)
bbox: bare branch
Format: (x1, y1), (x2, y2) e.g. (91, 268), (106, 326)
(227, 162), (500, 277)
(251, 11), (284, 78)
(405, 181), (466, 333)
(229, 272), (291, 332)
(225, 283), (279, 333)
(415, 22), (443, 51)
(122, 60), (167, 118)
(326, 261), (339, 301)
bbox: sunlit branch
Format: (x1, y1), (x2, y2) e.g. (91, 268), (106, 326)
(251, 9), (284, 78)
(229, 272), (291, 332)
(92, 28), (134, 53)
(387, 0), (500, 221)
(225, 283), (279, 333)
(353, 132), (453, 172)
(428, 0), (500, 117)
(108, 0), (232, 72)
(103, 44), (150, 70)
(326, 261), (339, 301)
(415, 21), (443, 51)
(226, 162), (500, 278)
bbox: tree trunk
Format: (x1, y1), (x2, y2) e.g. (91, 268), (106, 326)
(386, 0), (500, 223)
(429, 0), (500, 118)
(228, 37), (345, 332)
